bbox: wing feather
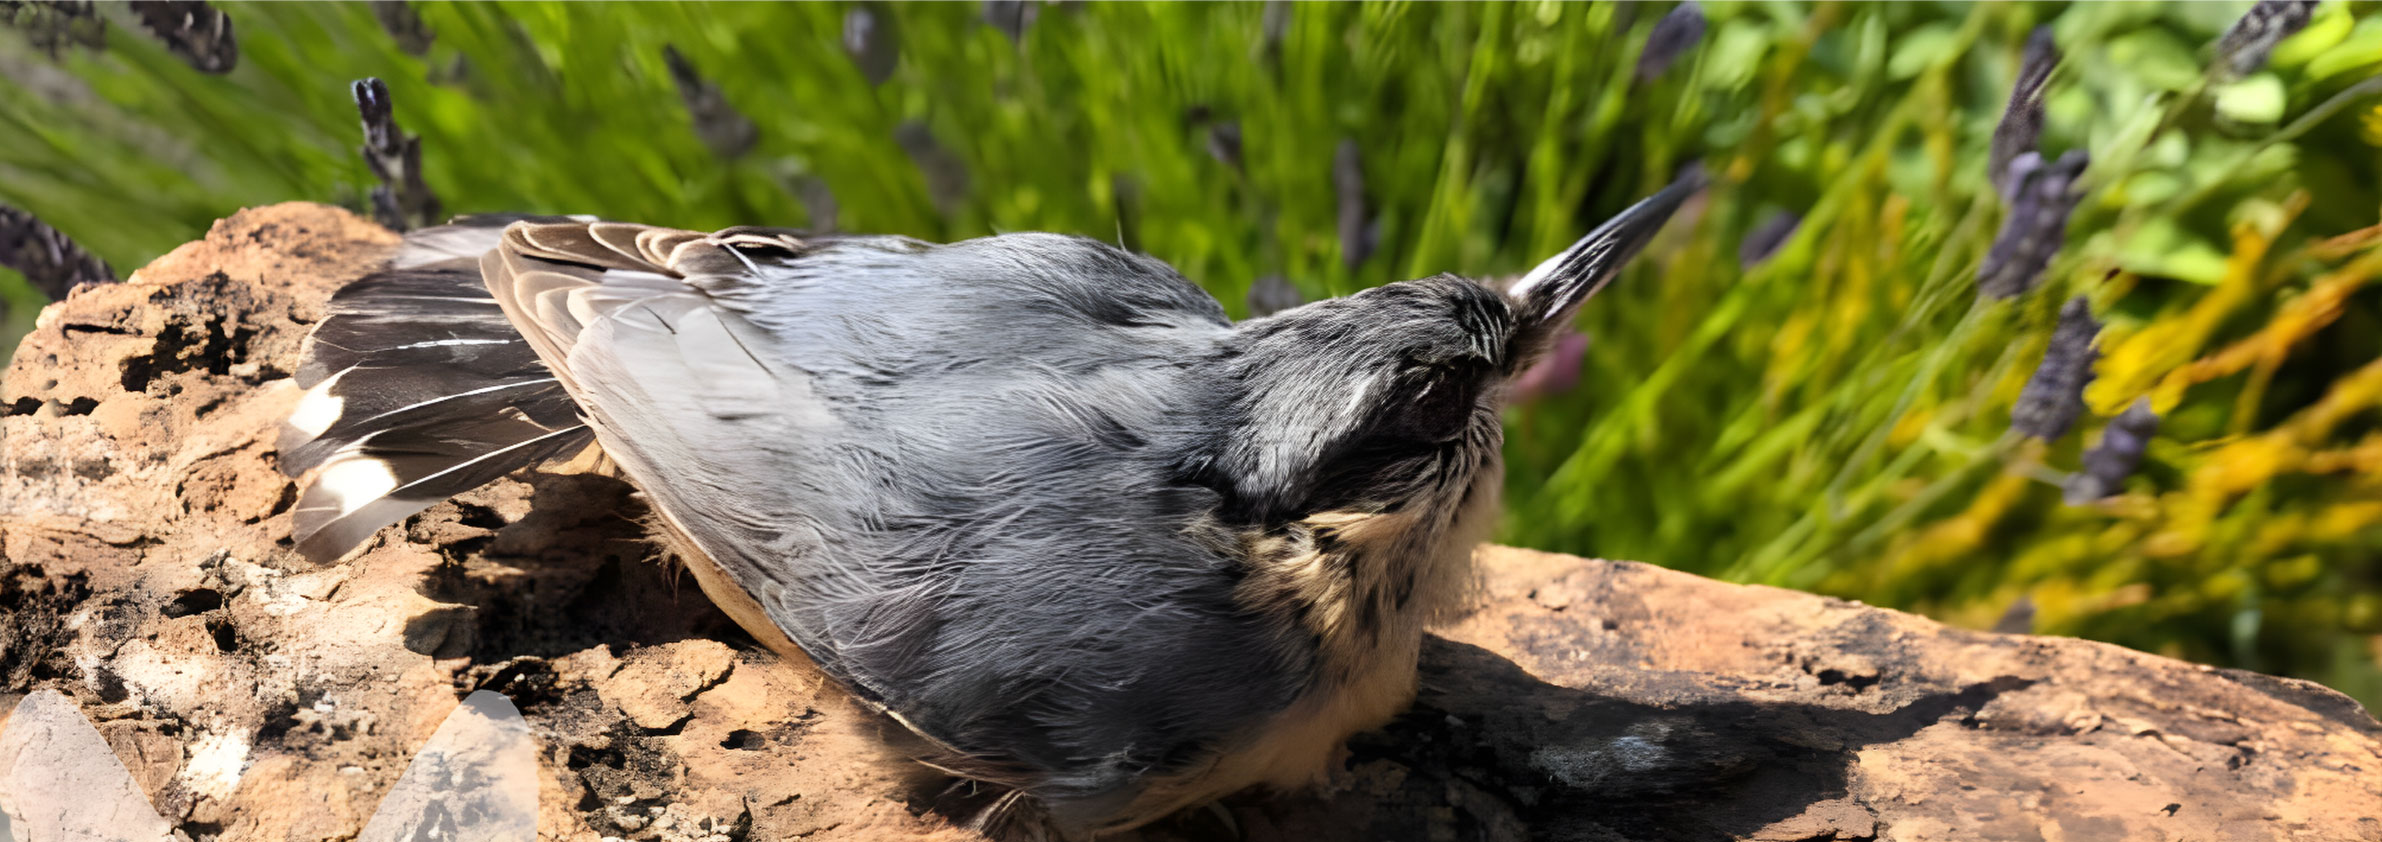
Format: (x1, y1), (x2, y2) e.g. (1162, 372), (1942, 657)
(283, 221), (598, 560)
(468, 220), (1308, 818)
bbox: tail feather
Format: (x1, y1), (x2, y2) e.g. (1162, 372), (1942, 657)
(295, 264), (523, 387)
(281, 218), (601, 561)
(278, 369), (569, 477)
(289, 424), (592, 559)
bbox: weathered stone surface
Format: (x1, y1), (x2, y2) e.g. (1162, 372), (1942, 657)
(4, 204), (2378, 841)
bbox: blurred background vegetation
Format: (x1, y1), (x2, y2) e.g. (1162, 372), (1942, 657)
(2, 1), (2379, 707)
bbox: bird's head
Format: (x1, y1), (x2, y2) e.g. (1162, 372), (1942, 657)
(1188, 174), (1701, 523)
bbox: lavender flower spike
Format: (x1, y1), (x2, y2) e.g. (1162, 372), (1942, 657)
(1989, 26), (2059, 191)
(2216, 0), (2318, 79)
(129, 1), (236, 73)
(353, 78), (443, 232)
(664, 46), (760, 160)
(2064, 400), (2159, 504)
(1635, 2), (1705, 83)
(2011, 296), (2100, 441)
(0, 203), (114, 300)
(1979, 150), (2087, 301)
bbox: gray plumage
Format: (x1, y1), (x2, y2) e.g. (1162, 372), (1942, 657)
(279, 214), (594, 558)
(279, 175), (1699, 834)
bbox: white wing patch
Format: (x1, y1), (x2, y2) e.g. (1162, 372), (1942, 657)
(288, 368), (348, 437)
(315, 456), (400, 517)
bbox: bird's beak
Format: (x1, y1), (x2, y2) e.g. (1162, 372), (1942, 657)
(1506, 170), (1704, 327)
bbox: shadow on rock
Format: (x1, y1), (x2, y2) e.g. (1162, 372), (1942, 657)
(1153, 637), (2032, 842)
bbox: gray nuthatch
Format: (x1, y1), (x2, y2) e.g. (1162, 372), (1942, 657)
(278, 174), (1699, 835)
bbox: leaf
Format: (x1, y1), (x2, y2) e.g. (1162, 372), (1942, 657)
(2119, 170), (2186, 207)
(1699, 20), (1770, 91)
(1886, 23), (1959, 81)
(2087, 224), (2279, 413)
(2106, 29), (2201, 92)
(2306, 16), (2382, 81)
(2269, 1), (2354, 68)
(2215, 73), (2289, 124)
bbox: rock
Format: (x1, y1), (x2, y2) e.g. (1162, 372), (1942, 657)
(607, 641), (737, 732)
(4, 203), (2379, 840)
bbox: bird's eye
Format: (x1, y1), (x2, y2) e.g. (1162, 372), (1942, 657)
(1376, 368), (1481, 444)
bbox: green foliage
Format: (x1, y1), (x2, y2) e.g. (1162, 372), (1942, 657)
(3, 1), (2379, 706)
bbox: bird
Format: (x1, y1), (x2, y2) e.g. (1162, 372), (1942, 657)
(276, 173), (1700, 837)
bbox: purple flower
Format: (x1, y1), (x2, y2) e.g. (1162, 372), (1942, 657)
(1991, 595), (2036, 634)
(1978, 150), (2087, 301)
(984, 0), (1037, 43)
(1245, 275), (1303, 319)
(844, 3), (899, 86)
(896, 121), (971, 217)
(1990, 26), (2058, 192)
(2011, 297), (2100, 441)
(1511, 332), (1591, 402)
(2, 1), (107, 59)
(1262, 1), (1290, 62)
(2063, 400), (2159, 504)
(129, 1), (236, 73)
(1335, 139), (1376, 270)
(1635, 2), (1705, 83)
(788, 174), (839, 233)
(664, 46), (760, 160)
(2216, 0), (2318, 79)
(1738, 211), (1799, 269)
(372, 1), (432, 56)
(1208, 120), (1244, 173)
(0, 203), (114, 301)
(352, 78), (442, 232)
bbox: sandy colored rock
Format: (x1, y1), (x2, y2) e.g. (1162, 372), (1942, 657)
(607, 641), (737, 732)
(3, 203), (2379, 841)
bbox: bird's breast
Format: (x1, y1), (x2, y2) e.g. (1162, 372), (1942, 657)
(1226, 455), (1503, 775)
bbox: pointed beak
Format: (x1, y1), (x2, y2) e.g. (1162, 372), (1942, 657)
(1508, 169), (1704, 326)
